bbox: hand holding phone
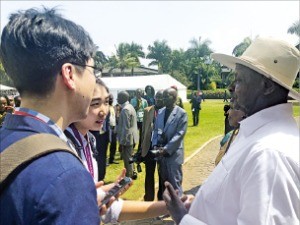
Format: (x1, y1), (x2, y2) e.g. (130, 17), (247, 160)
(99, 177), (132, 208)
(5, 106), (14, 113)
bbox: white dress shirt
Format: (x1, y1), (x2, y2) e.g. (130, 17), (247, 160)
(181, 103), (300, 225)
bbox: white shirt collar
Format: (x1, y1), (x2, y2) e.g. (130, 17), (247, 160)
(239, 103), (293, 137)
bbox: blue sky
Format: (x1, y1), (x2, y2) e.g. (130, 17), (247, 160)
(1, 1), (299, 57)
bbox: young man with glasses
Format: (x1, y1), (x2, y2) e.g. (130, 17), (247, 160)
(72, 63), (102, 77)
(0, 7), (102, 224)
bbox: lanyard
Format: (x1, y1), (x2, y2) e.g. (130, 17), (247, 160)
(70, 124), (94, 178)
(14, 111), (45, 123)
(14, 109), (71, 146)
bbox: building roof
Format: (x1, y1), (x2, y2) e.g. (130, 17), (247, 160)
(101, 74), (186, 91)
(102, 66), (158, 77)
(0, 84), (18, 95)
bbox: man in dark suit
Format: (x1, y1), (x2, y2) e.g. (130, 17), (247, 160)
(152, 88), (188, 199)
(140, 90), (164, 201)
(190, 91), (202, 126)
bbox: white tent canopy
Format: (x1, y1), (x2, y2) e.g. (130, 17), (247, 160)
(0, 84), (18, 95)
(101, 74), (187, 104)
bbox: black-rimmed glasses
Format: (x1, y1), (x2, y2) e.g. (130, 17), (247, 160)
(72, 63), (102, 77)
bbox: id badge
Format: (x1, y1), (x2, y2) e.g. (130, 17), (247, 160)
(138, 111), (144, 118)
(158, 129), (163, 135)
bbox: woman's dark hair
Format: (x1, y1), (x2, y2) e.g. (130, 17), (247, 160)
(145, 85), (155, 97)
(0, 7), (97, 96)
(0, 94), (10, 106)
(96, 77), (109, 93)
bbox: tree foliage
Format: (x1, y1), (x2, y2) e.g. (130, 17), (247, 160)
(186, 37), (213, 58)
(6, 28), (298, 91)
(0, 62), (14, 86)
(146, 40), (172, 73)
(232, 37), (252, 57)
(287, 20), (300, 37)
(106, 42), (145, 76)
(126, 42), (145, 75)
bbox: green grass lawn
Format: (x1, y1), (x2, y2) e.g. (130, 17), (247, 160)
(104, 100), (300, 200)
(292, 100), (300, 116)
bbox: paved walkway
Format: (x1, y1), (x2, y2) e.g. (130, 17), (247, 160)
(111, 135), (222, 225)
(182, 135), (221, 196)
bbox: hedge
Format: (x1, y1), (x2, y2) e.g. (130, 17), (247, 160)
(187, 89), (228, 99)
(187, 88), (300, 100)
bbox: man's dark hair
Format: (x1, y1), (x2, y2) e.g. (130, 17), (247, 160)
(136, 88), (143, 95)
(14, 95), (21, 107)
(118, 91), (129, 103)
(108, 93), (114, 105)
(224, 104), (230, 112)
(0, 7), (97, 96)
(168, 87), (178, 99)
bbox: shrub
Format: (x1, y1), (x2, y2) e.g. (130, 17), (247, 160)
(187, 89), (228, 99)
(209, 81), (217, 90)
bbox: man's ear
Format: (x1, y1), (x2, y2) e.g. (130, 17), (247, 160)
(263, 77), (276, 96)
(61, 63), (76, 90)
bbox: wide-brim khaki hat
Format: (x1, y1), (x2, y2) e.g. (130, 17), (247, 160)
(211, 37), (300, 101)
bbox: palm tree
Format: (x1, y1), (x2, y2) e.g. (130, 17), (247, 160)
(287, 20), (300, 37)
(108, 42), (145, 76)
(186, 36), (213, 59)
(146, 40), (171, 73)
(106, 55), (119, 76)
(184, 37), (214, 90)
(169, 49), (185, 75)
(115, 43), (130, 76)
(126, 42), (145, 75)
(232, 37), (252, 57)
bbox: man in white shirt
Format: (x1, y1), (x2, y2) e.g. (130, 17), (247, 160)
(163, 37), (300, 225)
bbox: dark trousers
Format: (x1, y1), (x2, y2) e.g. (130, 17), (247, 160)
(137, 122), (143, 151)
(91, 131), (109, 181)
(143, 152), (163, 201)
(192, 109), (200, 126)
(109, 128), (117, 163)
(158, 159), (183, 198)
(224, 117), (234, 135)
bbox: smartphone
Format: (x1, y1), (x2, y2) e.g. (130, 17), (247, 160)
(99, 177), (132, 208)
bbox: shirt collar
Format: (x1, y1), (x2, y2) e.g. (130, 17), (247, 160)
(239, 103), (293, 137)
(17, 107), (68, 142)
(121, 101), (129, 107)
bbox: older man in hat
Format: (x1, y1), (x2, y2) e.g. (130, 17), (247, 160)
(163, 37), (300, 225)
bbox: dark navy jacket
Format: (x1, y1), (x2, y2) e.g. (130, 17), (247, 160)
(0, 114), (100, 224)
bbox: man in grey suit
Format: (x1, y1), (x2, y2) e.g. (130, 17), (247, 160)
(152, 88), (188, 199)
(117, 91), (139, 178)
